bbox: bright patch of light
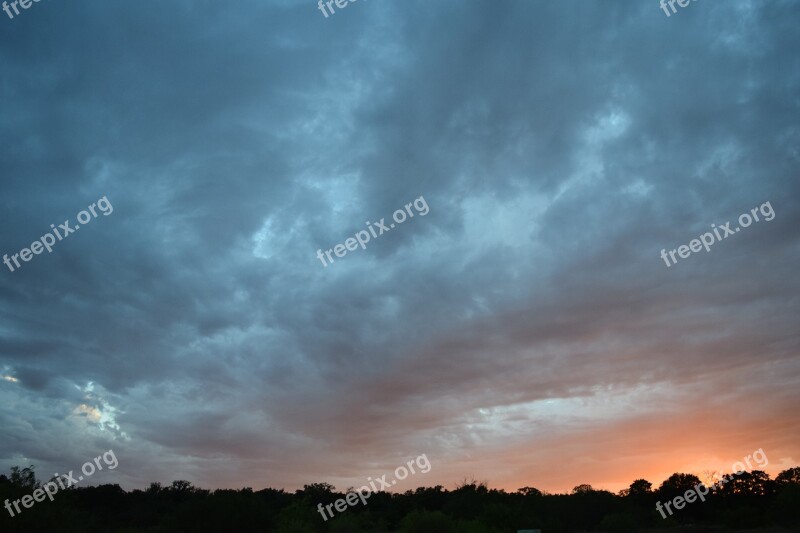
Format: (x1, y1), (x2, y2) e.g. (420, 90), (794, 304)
(71, 382), (130, 439)
(74, 403), (102, 423)
(462, 383), (673, 442)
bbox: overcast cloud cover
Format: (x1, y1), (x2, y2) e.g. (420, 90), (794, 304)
(0, 0), (799, 493)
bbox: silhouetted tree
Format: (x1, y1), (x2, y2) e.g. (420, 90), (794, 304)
(516, 486), (543, 497)
(656, 473), (702, 499)
(0, 462), (797, 532)
(776, 466), (800, 485)
(168, 480), (195, 494)
(716, 470), (774, 497)
(626, 479), (652, 497)
(571, 483), (594, 494)
(8, 465), (37, 490)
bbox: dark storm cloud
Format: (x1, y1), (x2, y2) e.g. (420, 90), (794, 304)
(0, 0), (798, 492)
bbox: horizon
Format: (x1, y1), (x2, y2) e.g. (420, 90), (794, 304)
(3, 452), (794, 496)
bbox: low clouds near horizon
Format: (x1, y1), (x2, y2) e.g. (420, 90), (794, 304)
(1, 0), (798, 494)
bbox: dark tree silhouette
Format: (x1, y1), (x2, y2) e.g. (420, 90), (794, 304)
(657, 473), (702, 499)
(0, 464), (798, 532)
(627, 479), (652, 496)
(571, 483), (594, 494)
(776, 466), (800, 485)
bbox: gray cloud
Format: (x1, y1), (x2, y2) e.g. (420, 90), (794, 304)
(0, 0), (798, 492)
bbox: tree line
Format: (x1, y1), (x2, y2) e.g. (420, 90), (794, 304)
(1, 465), (798, 532)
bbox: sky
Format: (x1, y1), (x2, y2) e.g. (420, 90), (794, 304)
(0, 0), (799, 495)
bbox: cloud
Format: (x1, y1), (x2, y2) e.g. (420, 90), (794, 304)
(0, 0), (798, 492)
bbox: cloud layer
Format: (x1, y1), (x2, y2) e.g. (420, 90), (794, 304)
(0, 0), (798, 493)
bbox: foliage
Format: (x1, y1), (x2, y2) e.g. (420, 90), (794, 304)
(0, 464), (798, 531)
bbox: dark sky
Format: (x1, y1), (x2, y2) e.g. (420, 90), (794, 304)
(0, 0), (798, 493)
